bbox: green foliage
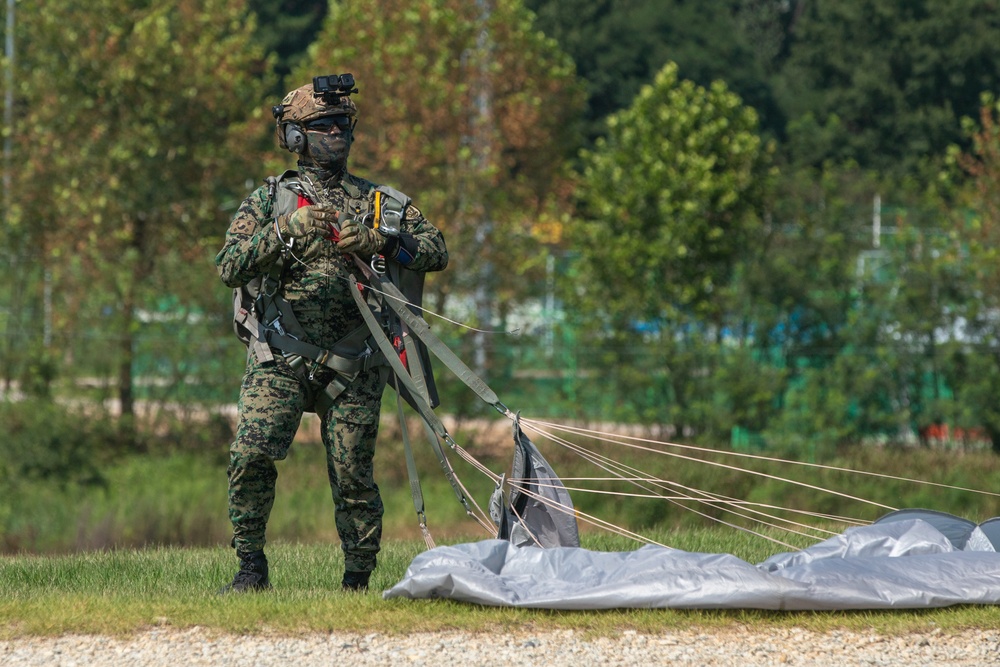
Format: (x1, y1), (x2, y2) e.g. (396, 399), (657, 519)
(5, 1), (1000, 464)
(564, 62), (775, 437)
(775, 0), (1000, 175)
(16, 344), (59, 400)
(934, 94), (1000, 452)
(525, 0), (788, 146)
(0, 400), (120, 492)
(575, 61), (773, 323)
(7, 0), (275, 421)
(247, 0), (327, 88)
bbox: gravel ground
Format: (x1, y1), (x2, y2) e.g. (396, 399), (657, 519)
(3, 627), (1000, 666)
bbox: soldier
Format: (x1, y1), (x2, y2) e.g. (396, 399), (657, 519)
(216, 75), (448, 593)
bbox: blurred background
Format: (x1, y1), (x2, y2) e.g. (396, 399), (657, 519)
(5, 0), (1000, 552)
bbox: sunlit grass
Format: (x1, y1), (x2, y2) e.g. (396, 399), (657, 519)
(3, 534), (1000, 638)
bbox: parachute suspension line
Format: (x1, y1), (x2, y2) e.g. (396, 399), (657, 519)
(511, 472), (807, 551)
(616, 473), (847, 539)
(559, 477), (871, 526)
(515, 421), (802, 545)
(418, 426), (494, 533)
(508, 479), (674, 548)
(446, 440), (501, 482)
(521, 422), (823, 548)
(519, 421), (812, 535)
(550, 480), (867, 528)
(521, 424), (782, 541)
(531, 481), (849, 538)
(345, 267), (491, 533)
(525, 418), (1000, 499)
(351, 255), (517, 422)
(445, 458), (495, 534)
(521, 419), (899, 513)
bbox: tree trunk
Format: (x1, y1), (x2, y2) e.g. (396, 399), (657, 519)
(988, 425), (1000, 456)
(118, 280), (137, 449)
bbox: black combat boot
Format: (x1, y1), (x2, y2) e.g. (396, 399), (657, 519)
(341, 570), (371, 591)
(219, 550), (272, 594)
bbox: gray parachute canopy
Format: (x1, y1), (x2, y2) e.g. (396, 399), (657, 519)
(385, 509), (1000, 610)
(387, 415), (1000, 609)
(488, 420), (580, 549)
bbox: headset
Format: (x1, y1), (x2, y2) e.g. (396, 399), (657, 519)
(283, 124), (307, 154)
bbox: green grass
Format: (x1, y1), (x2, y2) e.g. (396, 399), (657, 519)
(6, 424), (1000, 638)
(3, 534), (1000, 639)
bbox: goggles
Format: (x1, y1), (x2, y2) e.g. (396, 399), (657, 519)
(304, 116), (353, 133)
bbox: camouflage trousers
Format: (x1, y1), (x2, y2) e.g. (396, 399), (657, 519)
(228, 352), (388, 573)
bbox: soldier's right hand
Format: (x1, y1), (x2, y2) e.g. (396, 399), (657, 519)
(276, 205), (340, 239)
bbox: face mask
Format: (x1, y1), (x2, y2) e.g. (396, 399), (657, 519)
(305, 129), (352, 172)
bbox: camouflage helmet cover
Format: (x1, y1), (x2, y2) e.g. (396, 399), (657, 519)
(274, 83), (358, 151)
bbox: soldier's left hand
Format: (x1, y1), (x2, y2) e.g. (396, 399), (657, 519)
(337, 218), (386, 256)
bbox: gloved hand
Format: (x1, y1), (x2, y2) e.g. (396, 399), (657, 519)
(337, 218), (386, 256)
(276, 205), (340, 239)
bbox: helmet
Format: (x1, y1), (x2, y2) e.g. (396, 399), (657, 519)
(273, 83), (358, 154)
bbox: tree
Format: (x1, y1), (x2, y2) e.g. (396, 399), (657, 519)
(941, 94), (1000, 452)
(567, 62), (773, 436)
(525, 0), (791, 146)
(776, 0), (1000, 176)
(11, 0), (273, 427)
(291, 0), (584, 380)
(574, 62), (772, 323)
(247, 0), (327, 90)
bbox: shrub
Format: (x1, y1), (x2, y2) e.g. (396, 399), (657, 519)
(0, 399), (123, 489)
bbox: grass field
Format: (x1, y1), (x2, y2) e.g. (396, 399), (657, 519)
(4, 531), (1000, 639)
(5, 420), (1000, 638)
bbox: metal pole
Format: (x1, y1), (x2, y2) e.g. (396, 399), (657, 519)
(873, 193), (881, 249)
(4, 0), (14, 206)
(2, 0), (13, 389)
(471, 0), (493, 376)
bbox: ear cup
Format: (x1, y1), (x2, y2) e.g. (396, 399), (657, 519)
(284, 124), (306, 154)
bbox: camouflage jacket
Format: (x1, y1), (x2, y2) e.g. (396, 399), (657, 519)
(216, 169), (448, 351)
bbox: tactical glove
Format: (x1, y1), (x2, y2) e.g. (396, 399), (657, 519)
(276, 205), (339, 239)
(337, 218), (386, 256)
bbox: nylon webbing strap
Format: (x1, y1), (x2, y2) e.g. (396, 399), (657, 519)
(397, 391), (435, 549)
(400, 325), (430, 403)
(347, 274), (476, 516)
(351, 257), (511, 419)
(236, 308), (274, 363)
(347, 277), (446, 438)
(260, 330), (383, 375)
(239, 295), (386, 380)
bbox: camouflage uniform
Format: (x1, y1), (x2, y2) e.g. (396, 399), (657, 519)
(216, 166), (448, 576)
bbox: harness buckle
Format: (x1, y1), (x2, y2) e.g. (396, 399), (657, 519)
(359, 342), (380, 371)
(267, 316), (287, 337)
(260, 279), (279, 298)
